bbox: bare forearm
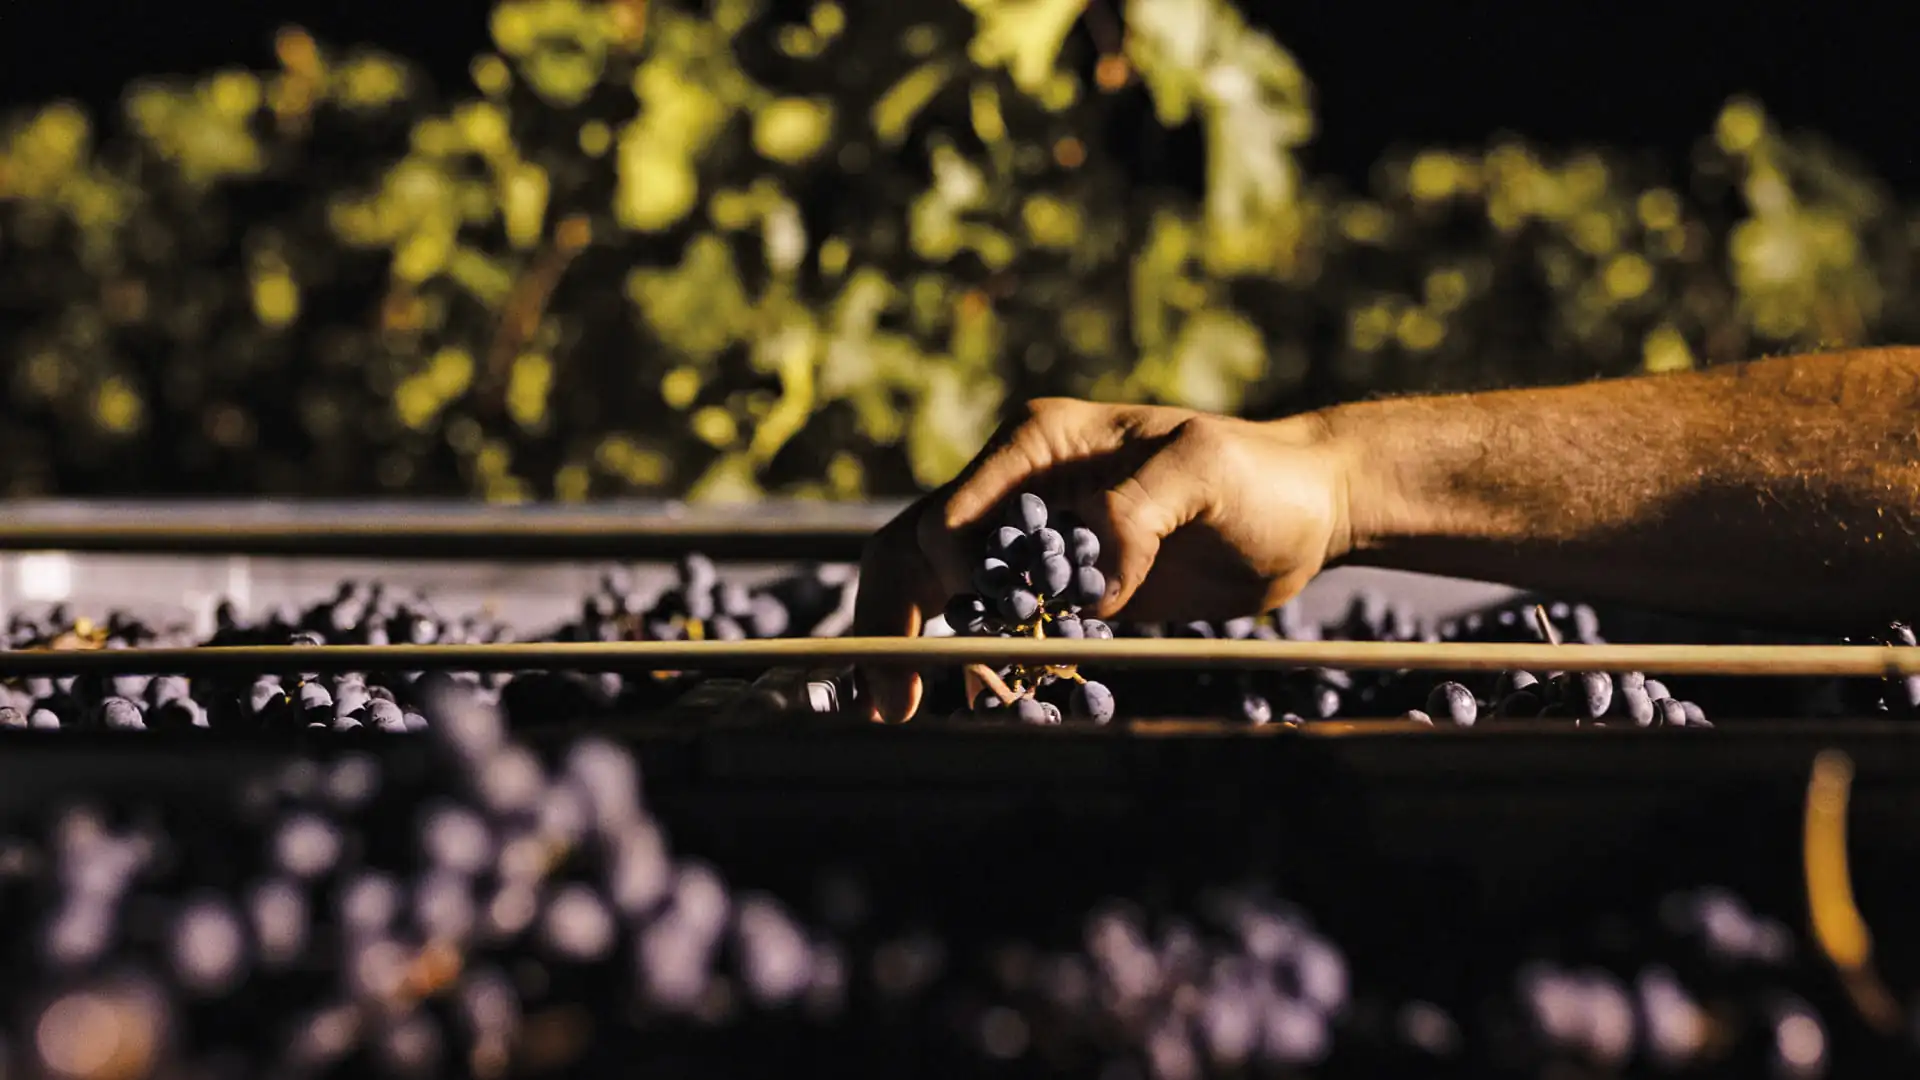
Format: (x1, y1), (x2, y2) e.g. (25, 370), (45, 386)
(1316, 347), (1920, 628)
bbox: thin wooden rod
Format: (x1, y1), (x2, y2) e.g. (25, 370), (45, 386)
(0, 518), (878, 561)
(2, 639), (1918, 678)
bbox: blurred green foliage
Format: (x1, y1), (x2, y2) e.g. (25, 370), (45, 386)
(2, 0), (1916, 501)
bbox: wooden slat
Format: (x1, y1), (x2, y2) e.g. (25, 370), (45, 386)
(2, 637), (1918, 677)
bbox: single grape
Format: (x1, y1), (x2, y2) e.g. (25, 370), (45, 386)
(1621, 686), (1656, 727)
(1426, 682), (1478, 726)
(973, 558), (1018, 601)
(1068, 565), (1107, 608)
(1008, 493), (1048, 533)
(1039, 701), (1063, 725)
(1081, 618), (1113, 640)
(98, 697), (145, 731)
(998, 589), (1040, 623)
(29, 709), (60, 730)
(988, 526), (1033, 568)
(1013, 697), (1050, 725)
(1497, 690), (1543, 718)
(1307, 685), (1341, 720)
(1071, 681), (1116, 725)
(1616, 670), (1647, 694)
(748, 594), (791, 638)
(1567, 671), (1613, 720)
(1036, 554), (1074, 598)
(1495, 670), (1539, 697)
(1238, 693), (1273, 726)
(1678, 701), (1708, 727)
(1653, 699), (1687, 727)
(1643, 678), (1672, 702)
(367, 699), (408, 733)
(1068, 526), (1100, 568)
(944, 594), (990, 635)
(1031, 527), (1065, 558)
(1050, 615), (1084, 638)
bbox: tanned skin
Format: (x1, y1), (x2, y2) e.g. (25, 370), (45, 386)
(853, 347), (1920, 723)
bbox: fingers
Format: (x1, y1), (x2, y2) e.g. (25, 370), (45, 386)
(851, 502), (948, 723)
(940, 399), (1125, 536)
(1073, 424), (1213, 619)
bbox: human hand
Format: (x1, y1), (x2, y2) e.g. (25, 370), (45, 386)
(852, 398), (1352, 722)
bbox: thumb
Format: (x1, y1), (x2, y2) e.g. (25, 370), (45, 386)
(1073, 435), (1209, 619)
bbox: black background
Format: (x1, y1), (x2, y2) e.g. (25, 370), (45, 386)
(0, 0), (1913, 194)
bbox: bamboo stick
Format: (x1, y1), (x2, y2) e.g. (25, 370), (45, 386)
(0, 516), (879, 560)
(3, 638), (1919, 677)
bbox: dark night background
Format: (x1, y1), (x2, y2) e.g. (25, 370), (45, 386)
(2, 0), (1914, 196)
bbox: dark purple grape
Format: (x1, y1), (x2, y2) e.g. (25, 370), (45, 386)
(1621, 686), (1656, 727)
(1068, 526), (1100, 568)
(98, 697), (145, 731)
(1616, 670), (1647, 694)
(1678, 701), (1708, 727)
(1039, 701), (1063, 725)
(1307, 685), (1341, 720)
(29, 708), (59, 730)
(1008, 493), (1048, 533)
(152, 698), (208, 731)
(1068, 566), (1107, 608)
(1036, 554), (1074, 597)
(973, 558), (1017, 601)
(1494, 670), (1539, 697)
(748, 594), (790, 638)
(1050, 615), (1084, 638)
(1426, 682), (1477, 726)
(944, 594), (990, 635)
(1013, 697), (1050, 725)
(1071, 681), (1116, 725)
(998, 589), (1040, 623)
(1567, 671), (1613, 720)
(1643, 678), (1671, 702)
(1031, 527), (1065, 559)
(1497, 690), (1543, 718)
(1081, 618), (1113, 640)
(1653, 698), (1687, 727)
(988, 526), (1032, 568)
(1238, 693), (1273, 726)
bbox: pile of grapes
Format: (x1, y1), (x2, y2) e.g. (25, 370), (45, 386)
(2, 661), (1914, 1079)
(5, 534), (1920, 733)
(0, 555), (860, 734)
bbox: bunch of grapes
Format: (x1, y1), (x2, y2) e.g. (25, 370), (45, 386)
(941, 493), (1117, 725)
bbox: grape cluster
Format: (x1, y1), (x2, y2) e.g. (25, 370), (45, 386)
(941, 493), (1117, 725)
(977, 891), (1353, 1074)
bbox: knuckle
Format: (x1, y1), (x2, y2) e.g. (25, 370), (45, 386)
(1169, 414), (1232, 457)
(1020, 396), (1081, 427)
